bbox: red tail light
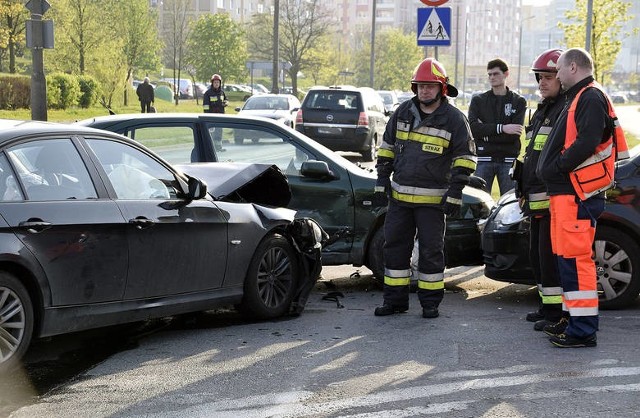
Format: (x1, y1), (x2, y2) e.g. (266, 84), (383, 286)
(295, 109), (303, 125)
(357, 112), (368, 126)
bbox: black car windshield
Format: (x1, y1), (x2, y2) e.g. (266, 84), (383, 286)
(307, 92), (360, 110)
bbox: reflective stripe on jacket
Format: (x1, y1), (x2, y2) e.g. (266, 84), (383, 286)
(375, 97), (476, 206)
(520, 96), (564, 214)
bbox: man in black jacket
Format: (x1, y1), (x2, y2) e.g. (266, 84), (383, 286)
(136, 77), (155, 113)
(537, 47), (627, 348)
(468, 59), (526, 196)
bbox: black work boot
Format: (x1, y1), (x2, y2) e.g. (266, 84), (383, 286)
(525, 309), (545, 322)
(421, 302), (439, 319)
(374, 304), (408, 316)
(549, 332), (597, 348)
(543, 317), (569, 337)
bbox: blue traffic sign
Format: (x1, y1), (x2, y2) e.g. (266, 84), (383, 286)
(417, 7), (451, 47)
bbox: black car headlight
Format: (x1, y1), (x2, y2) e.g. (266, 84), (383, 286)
(493, 199), (526, 227)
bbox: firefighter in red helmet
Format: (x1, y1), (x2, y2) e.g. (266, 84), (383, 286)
(203, 74), (227, 114)
(374, 58), (477, 318)
(203, 74), (228, 151)
(513, 49), (565, 331)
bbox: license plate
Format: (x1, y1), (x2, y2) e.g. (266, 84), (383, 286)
(318, 127), (341, 135)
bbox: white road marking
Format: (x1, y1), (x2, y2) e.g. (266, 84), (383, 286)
(145, 365), (640, 417)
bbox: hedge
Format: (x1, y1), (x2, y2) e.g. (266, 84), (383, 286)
(0, 73), (101, 110)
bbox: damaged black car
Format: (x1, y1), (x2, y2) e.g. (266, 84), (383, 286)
(0, 119), (324, 372)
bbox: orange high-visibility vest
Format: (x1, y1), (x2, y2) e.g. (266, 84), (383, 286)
(564, 82), (630, 200)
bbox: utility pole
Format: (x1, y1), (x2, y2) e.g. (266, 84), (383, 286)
(369, 0), (376, 88)
(25, 0), (53, 121)
(585, 0), (593, 52)
(272, 0), (280, 94)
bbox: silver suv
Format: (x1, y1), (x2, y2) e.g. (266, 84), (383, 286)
(295, 86), (389, 161)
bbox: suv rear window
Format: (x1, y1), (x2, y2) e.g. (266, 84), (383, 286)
(305, 91), (361, 111)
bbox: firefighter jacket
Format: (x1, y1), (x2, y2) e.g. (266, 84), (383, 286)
(537, 76), (629, 198)
(468, 88), (527, 163)
(517, 94), (564, 215)
(376, 97), (477, 206)
(203, 86), (227, 113)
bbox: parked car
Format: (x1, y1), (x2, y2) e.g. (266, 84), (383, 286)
(249, 83), (270, 94)
(234, 94), (301, 134)
(397, 91), (414, 104)
(223, 84), (252, 101)
(610, 92), (629, 104)
(77, 113), (495, 281)
(377, 90), (400, 114)
(294, 86), (389, 162)
(194, 82), (208, 98)
(0, 118), (324, 371)
(161, 78), (194, 99)
(481, 145), (640, 309)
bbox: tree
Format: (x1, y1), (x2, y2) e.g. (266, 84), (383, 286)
(46, 0), (108, 75)
(559, 0), (635, 86)
(246, 0), (334, 95)
(116, 0), (162, 105)
(353, 28), (423, 91)
(184, 13), (248, 84)
(159, 0), (193, 105)
(0, 0), (28, 73)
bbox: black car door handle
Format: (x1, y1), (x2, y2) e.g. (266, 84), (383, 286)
(19, 218), (52, 233)
(129, 216), (155, 229)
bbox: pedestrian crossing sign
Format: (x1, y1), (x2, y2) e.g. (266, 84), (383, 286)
(417, 7), (451, 46)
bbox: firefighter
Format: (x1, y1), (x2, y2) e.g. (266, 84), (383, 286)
(203, 74), (228, 151)
(374, 58), (477, 318)
(515, 49), (565, 330)
(203, 74), (228, 114)
(537, 48), (629, 348)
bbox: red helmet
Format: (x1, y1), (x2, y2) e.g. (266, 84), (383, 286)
(531, 49), (562, 81)
(411, 58), (458, 97)
(211, 74), (222, 83)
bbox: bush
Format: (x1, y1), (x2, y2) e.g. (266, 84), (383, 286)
(0, 75), (31, 110)
(78, 75), (99, 108)
(47, 73), (81, 109)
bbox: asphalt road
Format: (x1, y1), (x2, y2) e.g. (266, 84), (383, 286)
(4, 265), (640, 417)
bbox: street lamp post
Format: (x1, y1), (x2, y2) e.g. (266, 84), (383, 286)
(517, 15), (535, 93)
(462, 16), (469, 106)
(462, 9), (490, 106)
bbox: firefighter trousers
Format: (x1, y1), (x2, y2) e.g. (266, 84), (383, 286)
(549, 194), (605, 338)
(529, 214), (562, 321)
(382, 202), (445, 308)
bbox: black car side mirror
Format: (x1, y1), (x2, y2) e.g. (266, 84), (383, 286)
(300, 160), (337, 180)
(187, 176), (207, 199)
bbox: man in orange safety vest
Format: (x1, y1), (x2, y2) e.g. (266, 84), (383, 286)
(537, 48), (629, 348)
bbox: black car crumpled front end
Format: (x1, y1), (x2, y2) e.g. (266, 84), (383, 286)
(287, 217), (327, 315)
(176, 162), (327, 315)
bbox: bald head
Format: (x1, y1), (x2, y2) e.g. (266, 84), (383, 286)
(556, 48), (594, 90)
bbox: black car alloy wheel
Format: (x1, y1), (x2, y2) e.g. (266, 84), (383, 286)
(595, 225), (640, 309)
(0, 272), (34, 372)
(240, 234), (299, 319)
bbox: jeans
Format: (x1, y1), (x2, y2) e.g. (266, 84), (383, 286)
(475, 161), (515, 196)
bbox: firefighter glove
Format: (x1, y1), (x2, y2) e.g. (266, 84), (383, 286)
(441, 187), (463, 218)
(374, 177), (391, 206)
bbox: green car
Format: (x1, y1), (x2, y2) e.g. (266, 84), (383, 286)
(222, 84), (252, 101)
(77, 113), (495, 279)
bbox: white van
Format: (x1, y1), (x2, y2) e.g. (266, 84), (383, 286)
(161, 78), (194, 99)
